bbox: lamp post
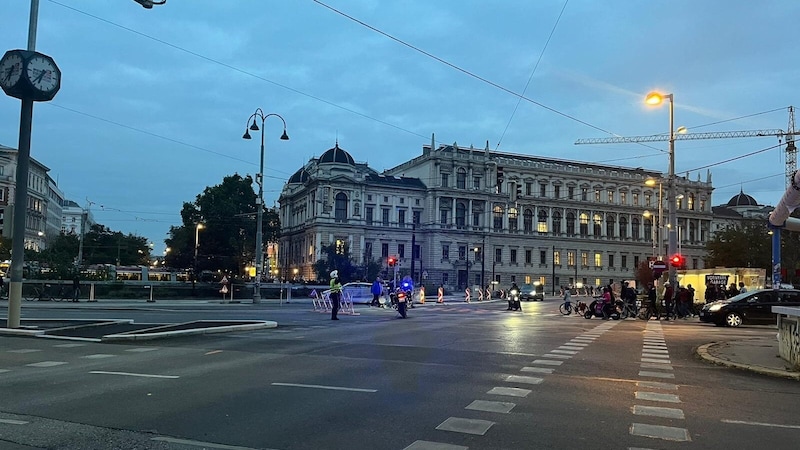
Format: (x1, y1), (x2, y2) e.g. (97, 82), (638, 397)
(194, 223), (204, 270)
(643, 210), (657, 258)
(645, 92), (677, 288)
(242, 108), (289, 303)
(644, 177), (663, 259)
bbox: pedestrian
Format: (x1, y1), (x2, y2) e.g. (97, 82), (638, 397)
(646, 283), (658, 320)
(660, 281), (674, 320)
(370, 276), (382, 307)
(738, 281), (748, 294)
(705, 282), (715, 303)
(329, 270), (342, 320)
(72, 273), (81, 302)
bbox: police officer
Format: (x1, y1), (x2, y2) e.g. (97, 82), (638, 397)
(329, 270), (342, 320)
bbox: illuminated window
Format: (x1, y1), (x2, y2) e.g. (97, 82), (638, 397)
(594, 253), (602, 267)
(567, 251), (575, 266)
(537, 210), (548, 233)
(554, 251), (561, 265)
(335, 239), (346, 255)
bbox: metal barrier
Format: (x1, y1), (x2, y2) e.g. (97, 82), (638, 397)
(311, 289), (359, 315)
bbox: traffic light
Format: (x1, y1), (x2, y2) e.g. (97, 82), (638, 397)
(388, 256), (397, 267)
(670, 254), (685, 268)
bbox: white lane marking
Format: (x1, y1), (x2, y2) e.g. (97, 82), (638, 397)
(566, 342), (588, 346)
(465, 400), (515, 414)
(639, 371), (675, 379)
(205, 350), (223, 355)
(7, 349), (41, 353)
(0, 418), (28, 425)
(26, 361), (67, 367)
(558, 345), (584, 350)
(90, 371), (179, 379)
(550, 350), (578, 355)
(642, 349), (669, 354)
(53, 343), (87, 348)
(271, 382), (376, 393)
(638, 381), (678, 390)
(505, 375), (544, 385)
(641, 357), (671, 364)
(721, 419), (800, 430)
(521, 366), (554, 374)
(543, 354), (571, 359)
(641, 363), (673, 370)
(635, 391), (681, 403)
(125, 347), (159, 352)
(487, 387), (531, 397)
(82, 354), (116, 359)
(0, 369), (10, 373)
(403, 440), (468, 450)
(633, 405), (685, 419)
(436, 417), (494, 435)
(531, 359), (563, 366)
(630, 423), (690, 441)
(151, 437), (265, 449)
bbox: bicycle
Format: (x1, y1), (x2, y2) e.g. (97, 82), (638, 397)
(619, 300), (639, 319)
(52, 285), (74, 302)
(24, 283), (54, 301)
(559, 298), (587, 315)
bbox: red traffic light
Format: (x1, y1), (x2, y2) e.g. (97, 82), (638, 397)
(670, 254), (684, 267)
(388, 256), (397, 267)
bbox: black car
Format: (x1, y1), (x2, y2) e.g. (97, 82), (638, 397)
(520, 283), (544, 301)
(698, 288), (800, 327)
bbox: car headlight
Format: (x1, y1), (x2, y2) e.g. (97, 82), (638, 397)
(708, 304), (723, 312)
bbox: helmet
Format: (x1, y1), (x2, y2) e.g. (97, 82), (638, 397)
(330, 270), (338, 278)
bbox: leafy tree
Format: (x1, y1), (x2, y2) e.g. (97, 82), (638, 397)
(164, 174), (280, 276)
(313, 242), (357, 282)
(705, 220), (772, 269)
(635, 260), (656, 288)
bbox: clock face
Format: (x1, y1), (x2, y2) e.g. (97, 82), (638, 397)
(26, 55), (59, 93)
(0, 52), (23, 88)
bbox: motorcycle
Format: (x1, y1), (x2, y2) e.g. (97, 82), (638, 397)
(400, 280), (415, 309)
(395, 288), (409, 318)
(507, 287), (522, 311)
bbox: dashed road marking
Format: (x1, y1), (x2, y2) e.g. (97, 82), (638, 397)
(630, 423), (690, 441)
(403, 441), (468, 450)
(531, 359), (563, 366)
(271, 382), (376, 393)
(7, 349), (41, 354)
(151, 436), (264, 449)
(635, 391), (681, 403)
(465, 400), (515, 414)
(125, 347), (159, 352)
(637, 381), (678, 390)
(0, 369), (10, 373)
(640, 363), (673, 370)
(639, 371), (675, 379)
(53, 343), (86, 348)
(0, 418), (28, 425)
(82, 354), (116, 359)
(436, 417), (495, 435)
(90, 371), (179, 379)
(520, 366), (554, 374)
(505, 375), (544, 385)
(720, 419), (800, 430)
(543, 354), (571, 359)
(550, 349), (578, 355)
(26, 361), (67, 367)
(487, 386), (531, 397)
(641, 358), (671, 364)
(633, 405), (685, 419)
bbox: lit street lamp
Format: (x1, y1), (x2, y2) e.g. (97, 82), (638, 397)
(243, 108), (289, 303)
(645, 91), (677, 287)
(194, 223), (204, 270)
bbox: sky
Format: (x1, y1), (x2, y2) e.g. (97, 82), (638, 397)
(1, 0), (798, 255)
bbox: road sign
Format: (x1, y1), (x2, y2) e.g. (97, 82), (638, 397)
(651, 261), (667, 270)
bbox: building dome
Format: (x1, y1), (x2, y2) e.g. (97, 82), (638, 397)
(319, 143), (355, 165)
(287, 168), (309, 184)
(726, 189), (758, 207)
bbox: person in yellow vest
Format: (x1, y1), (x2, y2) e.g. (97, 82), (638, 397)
(437, 285), (444, 303)
(329, 270), (342, 320)
(419, 285), (425, 303)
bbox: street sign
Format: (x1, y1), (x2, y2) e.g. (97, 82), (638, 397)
(652, 261), (667, 270)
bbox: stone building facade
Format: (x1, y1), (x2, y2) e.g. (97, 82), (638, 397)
(278, 139), (714, 293)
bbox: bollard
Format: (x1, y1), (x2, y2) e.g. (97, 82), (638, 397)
(89, 283), (97, 302)
(145, 285), (155, 302)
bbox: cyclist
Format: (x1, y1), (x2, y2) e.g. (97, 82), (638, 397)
(562, 285), (572, 313)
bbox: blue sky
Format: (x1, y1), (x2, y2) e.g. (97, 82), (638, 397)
(1, 0), (798, 254)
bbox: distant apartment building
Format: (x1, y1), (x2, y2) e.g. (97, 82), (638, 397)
(0, 144), (52, 251)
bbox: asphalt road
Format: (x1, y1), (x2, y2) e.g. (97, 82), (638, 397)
(1, 299), (799, 449)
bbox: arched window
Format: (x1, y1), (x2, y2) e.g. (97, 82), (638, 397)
(579, 213), (589, 236)
(644, 218), (653, 241)
(523, 208), (533, 232)
(335, 193), (348, 221)
(456, 167), (467, 189)
(538, 209), (548, 233)
(552, 210), (562, 235)
(493, 205), (504, 230)
(619, 216), (628, 238)
(631, 217), (640, 240)
(508, 207), (518, 231)
(689, 221), (697, 243)
(593, 214), (602, 236)
(606, 214), (615, 238)
(456, 202), (467, 229)
(566, 212), (575, 236)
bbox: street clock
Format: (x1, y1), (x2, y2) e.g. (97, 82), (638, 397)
(0, 49), (61, 101)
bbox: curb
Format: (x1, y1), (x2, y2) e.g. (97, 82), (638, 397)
(696, 342), (800, 381)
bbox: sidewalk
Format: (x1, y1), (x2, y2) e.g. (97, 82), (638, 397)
(696, 337), (800, 380)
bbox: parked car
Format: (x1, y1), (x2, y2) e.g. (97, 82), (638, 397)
(698, 288), (800, 327)
(520, 283), (544, 301)
(340, 282), (374, 304)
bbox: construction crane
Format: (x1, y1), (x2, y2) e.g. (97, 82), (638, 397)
(575, 106), (797, 187)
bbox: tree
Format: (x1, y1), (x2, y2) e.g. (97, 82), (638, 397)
(164, 174), (281, 276)
(635, 260), (655, 288)
(705, 221), (772, 269)
(313, 242), (357, 282)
